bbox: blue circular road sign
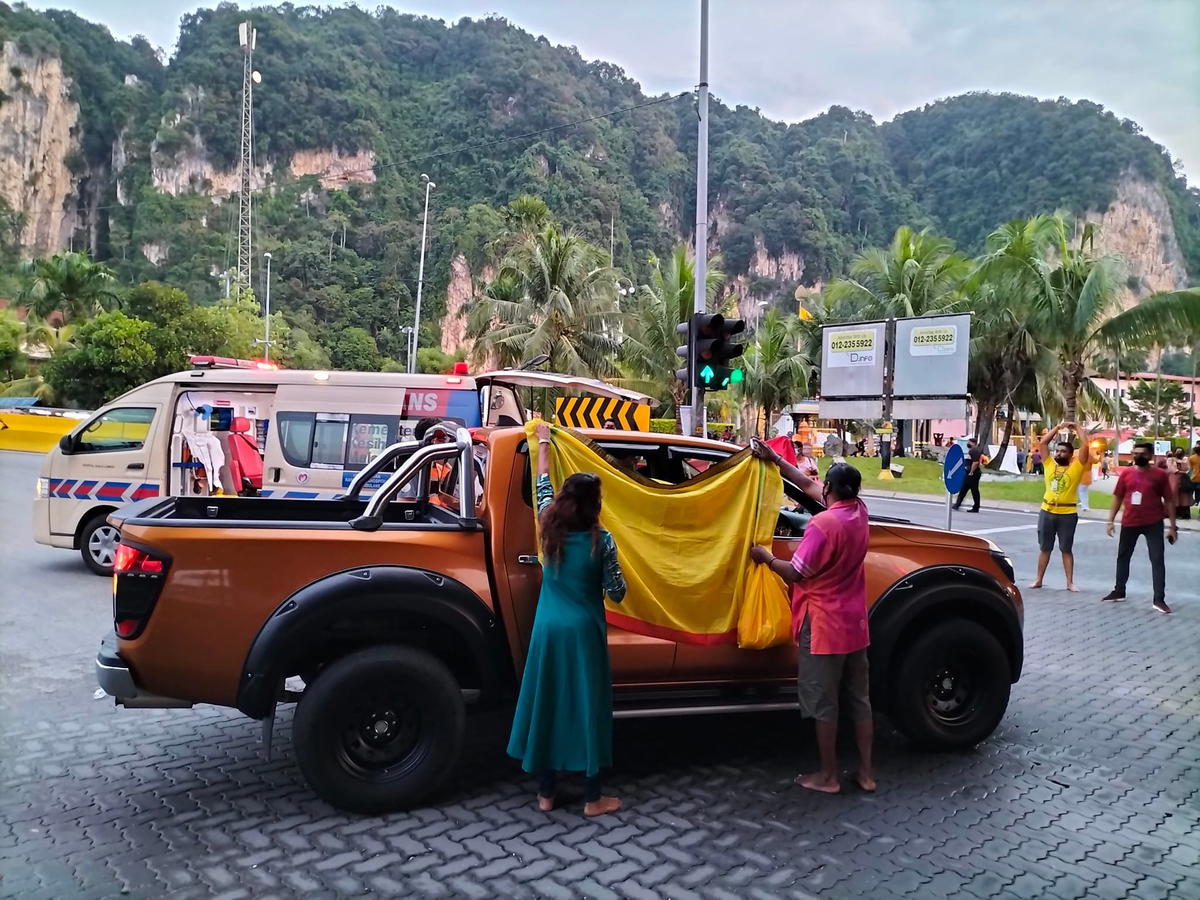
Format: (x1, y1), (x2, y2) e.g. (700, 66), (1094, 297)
(943, 443), (967, 494)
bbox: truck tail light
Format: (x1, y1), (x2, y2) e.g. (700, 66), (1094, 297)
(112, 542), (170, 640)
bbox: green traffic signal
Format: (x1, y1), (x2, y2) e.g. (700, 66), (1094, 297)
(697, 364), (742, 390)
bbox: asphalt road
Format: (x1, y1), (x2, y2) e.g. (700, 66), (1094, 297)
(1, 449), (1198, 899)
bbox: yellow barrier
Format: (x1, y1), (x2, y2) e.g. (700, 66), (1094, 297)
(0, 411), (86, 454)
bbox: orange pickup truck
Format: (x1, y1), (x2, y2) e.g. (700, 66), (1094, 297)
(97, 425), (1023, 813)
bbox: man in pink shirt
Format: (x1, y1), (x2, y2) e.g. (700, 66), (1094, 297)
(749, 442), (874, 794)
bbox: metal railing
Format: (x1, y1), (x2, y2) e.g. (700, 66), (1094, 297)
(349, 426), (475, 531)
(343, 423), (461, 500)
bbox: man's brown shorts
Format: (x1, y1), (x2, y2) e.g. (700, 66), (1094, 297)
(797, 618), (872, 723)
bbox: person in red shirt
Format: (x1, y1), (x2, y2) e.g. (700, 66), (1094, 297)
(1103, 442), (1178, 613)
(748, 441), (874, 794)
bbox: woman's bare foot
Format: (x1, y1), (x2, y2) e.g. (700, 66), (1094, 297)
(795, 772), (840, 794)
(537, 795), (555, 812)
(856, 771), (877, 792)
(1066, 583), (1080, 593)
(584, 796), (622, 817)
(1027, 581), (1042, 589)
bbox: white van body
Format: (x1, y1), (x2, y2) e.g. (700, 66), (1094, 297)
(33, 365), (653, 574)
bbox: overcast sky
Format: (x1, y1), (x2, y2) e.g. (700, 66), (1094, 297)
(31, 0), (1200, 179)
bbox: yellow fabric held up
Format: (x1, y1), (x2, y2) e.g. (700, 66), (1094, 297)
(737, 562), (794, 649)
(527, 422), (791, 647)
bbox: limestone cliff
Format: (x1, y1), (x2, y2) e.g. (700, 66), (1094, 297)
(439, 254), (494, 356)
(152, 133), (375, 199)
(0, 43), (80, 255)
(1082, 174), (1190, 308)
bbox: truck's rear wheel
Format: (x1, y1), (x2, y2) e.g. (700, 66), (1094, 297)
(293, 645), (464, 813)
(80, 514), (120, 576)
(890, 619), (1010, 750)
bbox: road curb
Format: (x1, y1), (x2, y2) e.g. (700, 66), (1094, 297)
(862, 488), (1200, 531)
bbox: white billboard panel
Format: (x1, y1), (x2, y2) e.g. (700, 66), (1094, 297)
(820, 321), (885, 399)
(893, 314), (970, 397)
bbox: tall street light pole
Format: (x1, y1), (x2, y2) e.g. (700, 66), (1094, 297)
(410, 174), (436, 373)
(690, 0), (710, 436)
(259, 251), (273, 361)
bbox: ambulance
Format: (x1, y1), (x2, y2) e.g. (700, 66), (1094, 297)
(33, 357), (654, 574)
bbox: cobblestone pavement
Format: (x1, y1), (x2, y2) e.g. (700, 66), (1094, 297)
(2, 451), (1198, 899)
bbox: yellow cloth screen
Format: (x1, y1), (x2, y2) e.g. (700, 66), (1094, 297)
(528, 422), (790, 647)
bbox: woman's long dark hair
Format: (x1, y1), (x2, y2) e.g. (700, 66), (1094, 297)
(540, 473), (602, 564)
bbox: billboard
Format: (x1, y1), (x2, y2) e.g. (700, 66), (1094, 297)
(820, 321), (885, 396)
(893, 314), (971, 398)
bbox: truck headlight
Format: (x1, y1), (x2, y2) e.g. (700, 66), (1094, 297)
(36, 477), (50, 499)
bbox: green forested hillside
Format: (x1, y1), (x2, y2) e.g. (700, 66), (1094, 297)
(1, 3), (1196, 365)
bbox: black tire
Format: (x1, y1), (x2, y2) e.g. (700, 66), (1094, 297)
(79, 513), (120, 576)
(890, 619), (1011, 751)
(292, 645), (464, 814)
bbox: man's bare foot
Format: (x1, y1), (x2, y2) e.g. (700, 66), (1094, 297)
(856, 771), (877, 792)
(1027, 581), (1043, 589)
(795, 772), (841, 794)
(583, 796), (622, 817)
(537, 795), (555, 812)
(1066, 583), (1080, 593)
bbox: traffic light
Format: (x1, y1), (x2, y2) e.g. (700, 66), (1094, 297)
(675, 317), (694, 386)
(676, 313), (747, 391)
(694, 313), (746, 390)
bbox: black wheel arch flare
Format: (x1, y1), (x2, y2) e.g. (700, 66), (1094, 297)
(236, 566), (514, 719)
(867, 565), (1024, 707)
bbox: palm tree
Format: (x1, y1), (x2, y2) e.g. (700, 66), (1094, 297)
(825, 226), (970, 319)
(980, 215), (1200, 422)
(467, 225), (622, 381)
(501, 195), (553, 236)
(736, 309), (810, 437)
(21, 317), (76, 360)
(18, 251), (120, 324)
(826, 226), (970, 453)
(619, 245), (724, 428)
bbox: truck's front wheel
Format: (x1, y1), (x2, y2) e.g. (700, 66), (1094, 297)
(890, 619), (1011, 750)
(293, 645), (465, 813)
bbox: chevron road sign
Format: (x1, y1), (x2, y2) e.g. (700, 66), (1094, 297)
(555, 396), (651, 431)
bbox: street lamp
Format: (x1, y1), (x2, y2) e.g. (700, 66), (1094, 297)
(254, 251), (273, 362)
(409, 174), (436, 373)
(401, 326), (413, 371)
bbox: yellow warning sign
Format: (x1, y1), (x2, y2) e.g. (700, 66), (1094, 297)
(555, 396), (651, 431)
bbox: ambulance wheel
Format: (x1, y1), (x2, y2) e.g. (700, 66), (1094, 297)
(80, 514), (120, 576)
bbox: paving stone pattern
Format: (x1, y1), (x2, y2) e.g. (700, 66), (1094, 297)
(2, 593), (1198, 900)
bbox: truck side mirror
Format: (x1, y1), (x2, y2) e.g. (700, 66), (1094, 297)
(59, 433), (75, 454)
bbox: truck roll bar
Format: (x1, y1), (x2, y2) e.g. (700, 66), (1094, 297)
(349, 426), (476, 532)
(344, 422), (461, 500)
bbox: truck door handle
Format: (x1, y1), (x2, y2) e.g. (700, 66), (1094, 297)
(271, 467), (281, 483)
(517, 555), (541, 566)
(127, 462), (145, 470)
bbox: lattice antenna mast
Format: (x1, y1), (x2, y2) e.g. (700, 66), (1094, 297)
(235, 21), (257, 293)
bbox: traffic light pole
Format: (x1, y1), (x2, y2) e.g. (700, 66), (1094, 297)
(691, 0), (709, 436)
(880, 318), (896, 474)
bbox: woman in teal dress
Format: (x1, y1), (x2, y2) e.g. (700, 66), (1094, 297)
(507, 422), (627, 816)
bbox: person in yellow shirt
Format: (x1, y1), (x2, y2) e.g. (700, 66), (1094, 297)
(1028, 421), (1092, 592)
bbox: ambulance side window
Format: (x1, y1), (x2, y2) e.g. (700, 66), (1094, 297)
(277, 413), (315, 466)
(75, 407), (156, 453)
(311, 414), (350, 468)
